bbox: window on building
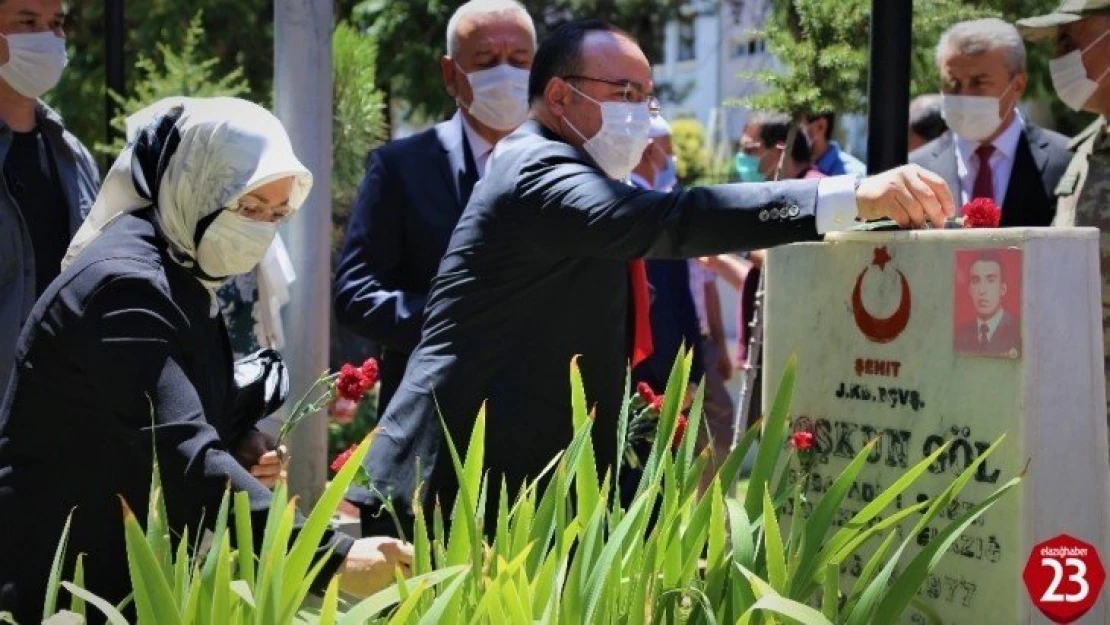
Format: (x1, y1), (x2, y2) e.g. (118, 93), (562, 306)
(731, 36), (766, 58)
(677, 18), (696, 62)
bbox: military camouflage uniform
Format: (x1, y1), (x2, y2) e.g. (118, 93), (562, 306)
(1053, 116), (1110, 418)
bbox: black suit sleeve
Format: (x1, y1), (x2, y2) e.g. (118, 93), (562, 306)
(83, 276), (352, 590)
(512, 151), (821, 260)
(334, 150), (428, 352)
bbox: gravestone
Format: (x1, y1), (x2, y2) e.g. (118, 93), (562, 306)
(763, 228), (1110, 624)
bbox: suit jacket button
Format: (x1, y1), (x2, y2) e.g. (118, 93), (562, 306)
(759, 209), (770, 221)
(788, 205), (800, 217)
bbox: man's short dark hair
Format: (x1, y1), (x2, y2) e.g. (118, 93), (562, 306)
(909, 94), (948, 143)
(970, 251), (1005, 283)
(806, 111), (837, 140)
(753, 112), (812, 164)
(528, 19), (634, 105)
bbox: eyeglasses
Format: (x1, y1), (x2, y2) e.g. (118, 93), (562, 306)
(233, 199), (292, 224)
(561, 74), (659, 111)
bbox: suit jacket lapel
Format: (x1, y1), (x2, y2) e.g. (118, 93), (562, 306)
(433, 115), (465, 214)
(931, 133), (961, 206)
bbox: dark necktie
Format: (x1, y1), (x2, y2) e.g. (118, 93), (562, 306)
(979, 323), (989, 346)
(972, 144), (995, 201)
(629, 259), (653, 367)
(458, 130), (480, 208)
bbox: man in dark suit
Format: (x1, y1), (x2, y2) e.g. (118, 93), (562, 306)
(910, 18), (1071, 226)
(334, 0), (536, 418)
(357, 19), (955, 537)
(954, 252), (1021, 357)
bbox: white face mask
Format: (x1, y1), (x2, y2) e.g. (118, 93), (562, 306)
(456, 63), (530, 131)
(1049, 29), (1110, 112)
(562, 84), (652, 180)
(196, 210), (278, 279)
(0, 32), (68, 98)
(941, 80), (1016, 142)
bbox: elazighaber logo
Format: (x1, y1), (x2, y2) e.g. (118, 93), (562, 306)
(1023, 534), (1106, 623)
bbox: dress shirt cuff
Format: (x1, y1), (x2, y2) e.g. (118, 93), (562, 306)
(815, 175), (861, 234)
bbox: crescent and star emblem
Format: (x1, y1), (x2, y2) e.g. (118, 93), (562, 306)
(851, 246), (911, 344)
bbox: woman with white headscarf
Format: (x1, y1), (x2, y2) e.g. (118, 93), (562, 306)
(0, 97), (410, 622)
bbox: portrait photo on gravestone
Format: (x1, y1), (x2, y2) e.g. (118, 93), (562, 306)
(953, 248), (1023, 359)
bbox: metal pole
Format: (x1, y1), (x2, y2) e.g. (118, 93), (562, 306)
(104, 0), (125, 144)
(275, 0), (333, 509)
(865, 0), (912, 174)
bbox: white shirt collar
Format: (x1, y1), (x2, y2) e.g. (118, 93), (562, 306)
(456, 110), (494, 167)
(976, 307), (1005, 341)
(955, 110), (1024, 164)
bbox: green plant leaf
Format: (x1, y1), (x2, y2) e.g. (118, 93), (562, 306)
(336, 566), (465, 625)
(762, 488), (787, 593)
(68, 553), (85, 619)
(790, 439), (878, 595)
(233, 491), (256, 588)
(745, 355), (796, 518)
(43, 510), (74, 622)
(870, 477), (1021, 623)
(60, 583), (129, 625)
(120, 498), (183, 625)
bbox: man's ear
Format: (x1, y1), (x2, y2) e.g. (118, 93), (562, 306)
(547, 79), (570, 117)
(441, 56), (458, 98)
(1000, 283), (1008, 299)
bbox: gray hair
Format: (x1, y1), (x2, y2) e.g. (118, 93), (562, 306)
(936, 18), (1027, 75)
(446, 0), (537, 58)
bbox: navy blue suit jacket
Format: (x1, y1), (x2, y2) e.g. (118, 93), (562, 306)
(334, 120), (469, 410)
(352, 120), (825, 518)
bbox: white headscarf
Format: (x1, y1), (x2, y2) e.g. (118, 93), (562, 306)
(63, 97), (313, 288)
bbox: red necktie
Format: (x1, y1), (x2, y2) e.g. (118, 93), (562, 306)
(628, 260), (653, 367)
(972, 144), (995, 201)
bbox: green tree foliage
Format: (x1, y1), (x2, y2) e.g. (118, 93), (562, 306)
(747, 0), (1060, 118)
(350, 0), (688, 125)
(670, 117), (711, 185)
(98, 11), (251, 156)
(332, 21), (387, 252)
(45, 0), (272, 153)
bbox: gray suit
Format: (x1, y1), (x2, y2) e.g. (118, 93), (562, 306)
(909, 124), (1070, 226)
(0, 104), (100, 400)
(353, 120), (828, 530)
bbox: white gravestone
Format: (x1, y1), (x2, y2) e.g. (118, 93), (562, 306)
(763, 228), (1110, 624)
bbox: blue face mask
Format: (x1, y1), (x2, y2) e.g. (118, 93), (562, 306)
(734, 153), (765, 183)
(654, 156), (678, 192)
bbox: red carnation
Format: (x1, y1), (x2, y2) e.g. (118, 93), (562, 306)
(335, 363), (372, 401)
(359, 358), (380, 387)
(790, 430), (815, 452)
(671, 415), (688, 450)
(330, 444), (357, 473)
(961, 198), (1001, 228)
(636, 382), (658, 405)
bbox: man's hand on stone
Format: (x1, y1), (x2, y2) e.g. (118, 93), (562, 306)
(855, 164), (955, 228)
(338, 536), (414, 597)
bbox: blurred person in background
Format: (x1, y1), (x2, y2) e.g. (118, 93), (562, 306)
(908, 93), (948, 152)
(803, 111), (867, 176)
(0, 0), (100, 401)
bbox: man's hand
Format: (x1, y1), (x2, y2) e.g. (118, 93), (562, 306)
(338, 536), (414, 597)
(855, 164), (955, 228)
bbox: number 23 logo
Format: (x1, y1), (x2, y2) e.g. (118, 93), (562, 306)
(1041, 558), (1090, 603)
